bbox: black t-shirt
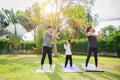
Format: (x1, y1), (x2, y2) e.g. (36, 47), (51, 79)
(88, 36), (97, 48)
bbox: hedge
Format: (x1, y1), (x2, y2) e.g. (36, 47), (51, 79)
(0, 39), (10, 53)
(0, 39), (36, 53)
(0, 38), (119, 53)
(0, 38), (117, 52)
(57, 38), (119, 53)
(0, 30), (120, 56)
(19, 41), (36, 50)
(57, 39), (88, 52)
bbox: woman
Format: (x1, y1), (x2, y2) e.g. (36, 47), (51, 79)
(85, 26), (101, 69)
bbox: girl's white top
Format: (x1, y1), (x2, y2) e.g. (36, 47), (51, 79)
(64, 43), (72, 55)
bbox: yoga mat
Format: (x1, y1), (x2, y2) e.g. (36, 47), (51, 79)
(36, 64), (55, 73)
(62, 64), (82, 72)
(81, 63), (104, 72)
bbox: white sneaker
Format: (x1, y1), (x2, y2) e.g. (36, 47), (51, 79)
(50, 65), (52, 70)
(95, 67), (98, 71)
(39, 66), (43, 70)
(70, 67), (73, 69)
(85, 67), (87, 70)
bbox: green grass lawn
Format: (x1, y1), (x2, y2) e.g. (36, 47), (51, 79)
(0, 54), (120, 80)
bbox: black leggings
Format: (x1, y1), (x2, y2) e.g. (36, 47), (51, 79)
(41, 46), (52, 65)
(85, 47), (98, 67)
(65, 55), (72, 67)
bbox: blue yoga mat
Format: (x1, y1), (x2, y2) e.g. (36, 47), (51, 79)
(62, 64), (82, 72)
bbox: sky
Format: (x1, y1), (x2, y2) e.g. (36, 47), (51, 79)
(0, 0), (120, 18)
(0, 0), (40, 11)
(93, 0), (120, 18)
(92, 0), (120, 33)
(0, 0), (120, 40)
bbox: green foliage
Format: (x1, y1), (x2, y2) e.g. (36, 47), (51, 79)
(0, 10), (9, 28)
(57, 40), (66, 52)
(19, 41), (36, 50)
(57, 39), (88, 52)
(71, 39), (88, 52)
(108, 30), (120, 52)
(62, 4), (93, 39)
(101, 25), (117, 36)
(18, 2), (47, 32)
(2, 9), (19, 24)
(35, 28), (44, 51)
(63, 5), (87, 27)
(9, 34), (21, 50)
(2, 9), (20, 35)
(58, 30), (120, 54)
(97, 38), (109, 52)
(59, 28), (86, 39)
(97, 30), (120, 52)
(0, 29), (120, 55)
(0, 39), (9, 50)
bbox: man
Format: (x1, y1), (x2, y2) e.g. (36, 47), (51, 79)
(40, 26), (54, 69)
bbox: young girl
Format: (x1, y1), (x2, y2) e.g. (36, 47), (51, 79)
(64, 39), (73, 68)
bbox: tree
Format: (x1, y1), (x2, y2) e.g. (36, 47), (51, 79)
(108, 30), (120, 57)
(0, 10), (9, 29)
(101, 25), (117, 36)
(76, 0), (95, 26)
(44, 0), (69, 56)
(35, 27), (44, 54)
(2, 9), (19, 35)
(62, 4), (90, 39)
(14, 0), (95, 55)
(46, 0), (96, 55)
(59, 27), (86, 39)
(18, 2), (48, 54)
(2, 9), (21, 53)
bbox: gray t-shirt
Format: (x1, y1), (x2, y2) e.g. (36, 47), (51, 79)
(43, 30), (52, 47)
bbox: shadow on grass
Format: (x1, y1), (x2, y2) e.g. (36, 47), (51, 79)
(0, 56), (40, 73)
(46, 72), (63, 80)
(0, 56), (39, 64)
(98, 71), (120, 79)
(78, 73), (97, 80)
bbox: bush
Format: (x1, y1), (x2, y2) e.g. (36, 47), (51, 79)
(97, 38), (108, 52)
(71, 39), (88, 52)
(109, 30), (120, 52)
(0, 30), (120, 57)
(109, 30), (120, 57)
(0, 39), (10, 53)
(97, 30), (120, 53)
(57, 32), (120, 57)
(57, 40), (66, 52)
(9, 34), (21, 50)
(57, 39), (88, 52)
(19, 41), (36, 50)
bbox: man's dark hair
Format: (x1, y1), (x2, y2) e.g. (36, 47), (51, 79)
(86, 26), (92, 32)
(47, 26), (52, 29)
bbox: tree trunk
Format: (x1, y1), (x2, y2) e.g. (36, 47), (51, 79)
(52, 0), (58, 56)
(14, 24), (17, 35)
(53, 37), (57, 56)
(53, 29), (58, 56)
(117, 51), (120, 58)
